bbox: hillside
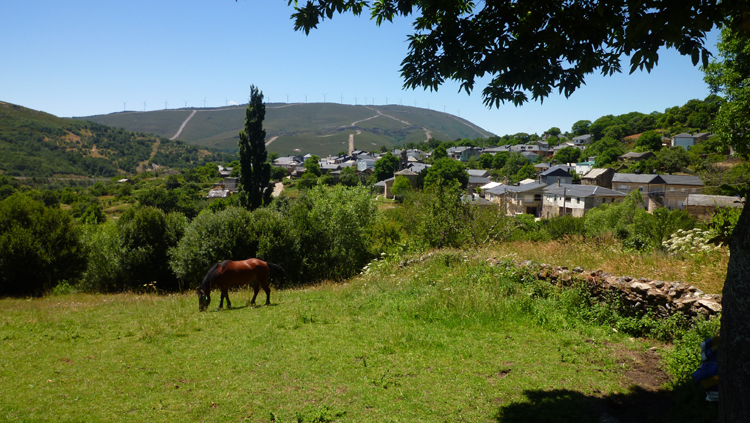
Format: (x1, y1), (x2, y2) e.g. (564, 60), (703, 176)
(0, 101), (234, 177)
(75, 102), (494, 156)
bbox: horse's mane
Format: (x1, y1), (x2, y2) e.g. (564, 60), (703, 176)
(199, 260), (230, 291)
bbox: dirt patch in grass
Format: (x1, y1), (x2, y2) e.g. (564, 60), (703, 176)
(614, 346), (670, 391)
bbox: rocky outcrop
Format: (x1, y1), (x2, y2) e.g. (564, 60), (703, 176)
(500, 260), (722, 319)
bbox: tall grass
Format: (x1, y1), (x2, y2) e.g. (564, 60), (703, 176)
(487, 236), (728, 294)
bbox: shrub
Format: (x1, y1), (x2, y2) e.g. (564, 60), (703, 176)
(118, 207), (187, 291)
(77, 222), (126, 293)
(544, 215), (585, 239)
(169, 207), (259, 288)
(0, 193), (86, 296)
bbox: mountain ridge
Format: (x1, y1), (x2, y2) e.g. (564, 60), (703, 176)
(75, 102), (494, 156)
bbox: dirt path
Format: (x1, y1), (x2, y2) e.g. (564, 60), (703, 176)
(265, 136), (278, 147)
(349, 130), (361, 154)
(170, 109), (197, 140)
(272, 181), (284, 197)
(347, 114), (381, 127)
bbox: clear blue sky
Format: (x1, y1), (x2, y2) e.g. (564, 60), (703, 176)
(2, 0), (719, 137)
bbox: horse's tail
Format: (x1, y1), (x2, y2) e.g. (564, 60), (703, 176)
(266, 262), (286, 288)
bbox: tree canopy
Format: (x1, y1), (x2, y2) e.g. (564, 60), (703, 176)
(288, 0), (743, 107)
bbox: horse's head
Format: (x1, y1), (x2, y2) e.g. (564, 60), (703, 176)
(197, 289), (211, 312)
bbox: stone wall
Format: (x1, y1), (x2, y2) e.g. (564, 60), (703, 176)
(508, 260), (722, 319)
(397, 253), (722, 320)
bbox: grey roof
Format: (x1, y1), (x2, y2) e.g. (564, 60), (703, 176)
(686, 194), (744, 207)
(534, 163), (551, 169)
(505, 182), (548, 193)
(469, 176), (491, 184)
(408, 163), (432, 173)
(659, 175), (704, 186)
(612, 173), (703, 186)
(543, 184), (626, 198)
(468, 169), (490, 177)
(394, 168), (418, 176)
(540, 165), (573, 177)
(484, 185), (510, 195)
(620, 151), (654, 159)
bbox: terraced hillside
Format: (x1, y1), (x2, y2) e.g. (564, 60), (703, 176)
(0, 101), (233, 177)
(76, 103), (494, 156)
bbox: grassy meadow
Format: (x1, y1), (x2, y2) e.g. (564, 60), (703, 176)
(0, 250), (719, 423)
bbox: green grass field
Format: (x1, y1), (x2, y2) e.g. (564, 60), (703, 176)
(0, 252), (716, 422)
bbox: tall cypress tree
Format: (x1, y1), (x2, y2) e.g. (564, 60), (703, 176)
(238, 85), (272, 210)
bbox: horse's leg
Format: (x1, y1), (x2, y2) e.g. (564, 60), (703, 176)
(261, 278), (271, 305)
(217, 289), (227, 310)
(249, 280), (260, 305)
(225, 290), (232, 309)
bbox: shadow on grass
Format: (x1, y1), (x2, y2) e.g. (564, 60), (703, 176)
(494, 381), (717, 423)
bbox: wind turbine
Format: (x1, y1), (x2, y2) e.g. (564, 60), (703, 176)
(340, 94), (343, 104)
(385, 97), (388, 105)
(323, 93), (326, 103)
(143, 101), (146, 112)
(286, 94), (289, 103)
(203, 97), (207, 108)
(304, 94), (308, 103)
(123, 102), (126, 111)
(355, 96), (358, 105)
(183, 100), (188, 108)
(165, 101), (168, 110)
(225, 98), (228, 107)
(399, 98), (403, 106)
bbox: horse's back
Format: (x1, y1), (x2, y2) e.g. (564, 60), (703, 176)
(220, 259), (269, 283)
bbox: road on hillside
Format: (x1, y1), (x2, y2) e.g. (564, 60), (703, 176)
(170, 110), (197, 140)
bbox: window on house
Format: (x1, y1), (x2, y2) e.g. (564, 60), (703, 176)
(638, 186), (644, 192)
(680, 188), (686, 193)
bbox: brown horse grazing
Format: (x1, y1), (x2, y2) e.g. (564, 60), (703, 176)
(196, 258), (285, 312)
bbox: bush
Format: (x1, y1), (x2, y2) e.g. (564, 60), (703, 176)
(171, 185), (378, 287)
(118, 207), (187, 291)
(285, 185), (377, 281)
(544, 215), (585, 239)
(169, 207), (259, 288)
(0, 193), (86, 296)
(77, 222), (126, 293)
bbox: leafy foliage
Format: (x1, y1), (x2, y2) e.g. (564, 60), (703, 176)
(0, 193), (86, 295)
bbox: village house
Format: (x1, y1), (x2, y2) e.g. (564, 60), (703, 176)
(611, 173), (704, 210)
(573, 134), (594, 147)
(574, 160), (596, 175)
(483, 184), (509, 206)
(618, 151), (655, 163)
(671, 132), (711, 150)
(539, 165), (574, 185)
(581, 168), (615, 188)
(505, 182), (548, 216)
(541, 184), (626, 218)
(685, 194), (745, 221)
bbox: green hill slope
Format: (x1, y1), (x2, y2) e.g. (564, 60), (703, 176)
(0, 101), (233, 177)
(76, 103), (494, 156)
